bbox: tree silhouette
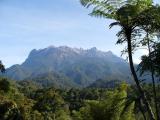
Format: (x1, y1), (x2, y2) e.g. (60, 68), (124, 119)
(0, 61), (5, 73)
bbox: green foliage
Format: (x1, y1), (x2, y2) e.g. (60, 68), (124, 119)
(88, 78), (122, 88)
(25, 71), (77, 88)
(0, 77), (160, 120)
(0, 99), (22, 120)
(54, 110), (71, 120)
(34, 88), (65, 112)
(73, 84), (135, 120)
(0, 78), (10, 92)
(139, 43), (160, 76)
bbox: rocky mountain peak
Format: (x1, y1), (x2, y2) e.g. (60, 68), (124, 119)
(4, 46), (130, 87)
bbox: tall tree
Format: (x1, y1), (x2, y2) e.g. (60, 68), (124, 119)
(139, 43), (160, 120)
(137, 5), (160, 119)
(80, 0), (156, 119)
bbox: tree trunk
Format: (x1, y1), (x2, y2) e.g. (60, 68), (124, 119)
(151, 72), (160, 120)
(138, 98), (147, 120)
(147, 34), (160, 120)
(126, 28), (155, 120)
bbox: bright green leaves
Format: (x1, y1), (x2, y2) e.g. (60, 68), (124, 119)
(73, 85), (135, 120)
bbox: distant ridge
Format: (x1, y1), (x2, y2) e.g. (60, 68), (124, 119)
(2, 46), (131, 88)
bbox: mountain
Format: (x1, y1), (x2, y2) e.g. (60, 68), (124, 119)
(2, 46), (131, 87)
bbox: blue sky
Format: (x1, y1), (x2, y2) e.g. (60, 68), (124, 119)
(0, 0), (159, 67)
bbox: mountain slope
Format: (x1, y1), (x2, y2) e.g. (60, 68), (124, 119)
(24, 71), (78, 88)
(3, 46), (131, 87)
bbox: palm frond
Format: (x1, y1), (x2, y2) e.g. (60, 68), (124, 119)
(80, 0), (103, 8)
(89, 10), (115, 19)
(80, 0), (129, 19)
(109, 21), (121, 28)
